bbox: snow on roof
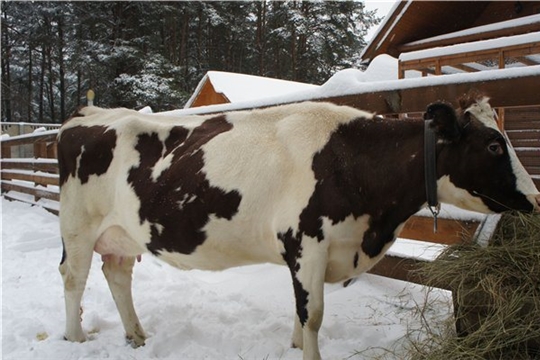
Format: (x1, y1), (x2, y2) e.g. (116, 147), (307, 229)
(158, 62), (540, 117)
(404, 13), (540, 48)
(184, 71), (320, 108)
(359, 0), (411, 61)
(320, 54), (421, 95)
(400, 31), (540, 62)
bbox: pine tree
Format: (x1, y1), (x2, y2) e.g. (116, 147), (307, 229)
(1, 1), (380, 122)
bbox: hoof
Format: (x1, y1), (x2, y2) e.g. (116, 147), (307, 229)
(64, 334), (86, 343)
(126, 335), (146, 348)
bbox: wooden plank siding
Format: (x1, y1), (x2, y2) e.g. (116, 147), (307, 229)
(506, 106), (540, 189)
(189, 79), (230, 108)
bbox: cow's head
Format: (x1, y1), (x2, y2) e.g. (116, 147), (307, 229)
(425, 93), (540, 213)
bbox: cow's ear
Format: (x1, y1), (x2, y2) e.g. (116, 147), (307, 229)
(424, 102), (461, 142)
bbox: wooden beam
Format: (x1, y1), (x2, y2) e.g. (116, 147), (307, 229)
(516, 56), (540, 66)
(1, 170), (59, 186)
(451, 63), (481, 72)
(177, 69), (540, 117)
(0, 132), (58, 147)
(366, 255), (450, 289)
(399, 216), (479, 245)
(0, 159), (58, 173)
(1, 180), (59, 201)
(318, 71), (540, 115)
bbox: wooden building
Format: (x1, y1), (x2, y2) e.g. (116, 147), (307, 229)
(184, 71), (319, 108)
(361, 0), (540, 189)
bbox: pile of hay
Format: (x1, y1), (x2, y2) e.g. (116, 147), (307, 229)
(409, 212), (540, 359)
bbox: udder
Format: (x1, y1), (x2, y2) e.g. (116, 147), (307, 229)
(94, 226), (145, 263)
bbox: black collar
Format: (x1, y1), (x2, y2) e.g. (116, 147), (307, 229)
(424, 120), (440, 232)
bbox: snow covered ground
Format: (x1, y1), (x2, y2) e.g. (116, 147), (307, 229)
(1, 198), (453, 359)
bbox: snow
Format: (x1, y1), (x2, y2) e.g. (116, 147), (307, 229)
(0, 158), (57, 165)
(138, 106), (153, 114)
(319, 54), (420, 94)
(400, 32), (540, 62)
(32, 127), (47, 134)
(0, 129), (59, 143)
(359, 0), (410, 60)
(1, 198), (453, 359)
(404, 14), (540, 47)
(415, 204), (487, 222)
(184, 71), (320, 108)
(387, 238), (446, 262)
(159, 64), (540, 118)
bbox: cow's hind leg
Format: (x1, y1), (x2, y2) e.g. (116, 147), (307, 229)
(284, 237), (328, 360)
(102, 255), (146, 347)
(59, 235), (94, 343)
(291, 265), (325, 360)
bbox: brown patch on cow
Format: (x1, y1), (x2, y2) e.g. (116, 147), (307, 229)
(458, 89), (485, 111)
(58, 125), (117, 186)
(127, 116), (242, 255)
(305, 117), (426, 258)
(278, 228), (309, 326)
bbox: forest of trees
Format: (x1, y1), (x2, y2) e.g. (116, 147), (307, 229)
(1, 1), (380, 123)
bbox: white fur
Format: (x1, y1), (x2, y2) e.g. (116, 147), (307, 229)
(58, 99), (537, 360)
(59, 102), (378, 360)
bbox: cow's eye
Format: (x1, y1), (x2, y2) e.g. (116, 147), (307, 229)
(488, 142), (503, 155)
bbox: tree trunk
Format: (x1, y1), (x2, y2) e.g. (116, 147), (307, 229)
(256, 1), (267, 76)
(46, 42), (55, 122)
(1, 9), (12, 122)
(27, 44), (33, 121)
(39, 46), (45, 123)
(57, 15), (66, 122)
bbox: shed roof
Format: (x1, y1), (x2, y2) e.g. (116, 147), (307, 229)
(184, 71), (319, 108)
(361, 0), (540, 63)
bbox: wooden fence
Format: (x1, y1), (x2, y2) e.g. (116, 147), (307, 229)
(1, 130), (60, 214)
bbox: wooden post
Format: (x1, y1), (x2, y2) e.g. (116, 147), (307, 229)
(1, 144), (11, 158)
(34, 140), (47, 201)
(398, 61), (404, 79)
(497, 51), (505, 131)
(497, 108), (505, 131)
(87, 89), (95, 106)
(46, 142), (57, 159)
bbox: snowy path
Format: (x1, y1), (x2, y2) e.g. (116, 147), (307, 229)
(1, 198), (452, 359)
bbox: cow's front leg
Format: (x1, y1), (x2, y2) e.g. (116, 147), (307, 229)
(102, 255), (146, 347)
(283, 235), (328, 360)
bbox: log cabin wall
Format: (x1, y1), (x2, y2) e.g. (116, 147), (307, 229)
(188, 80), (230, 108)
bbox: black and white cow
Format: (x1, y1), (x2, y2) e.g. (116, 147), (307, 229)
(58, 93), (540, 360)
